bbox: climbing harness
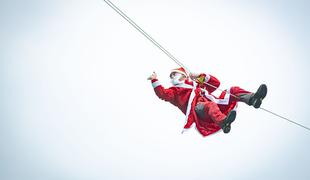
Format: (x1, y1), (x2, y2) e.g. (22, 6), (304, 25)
(102, 0), (310, 132)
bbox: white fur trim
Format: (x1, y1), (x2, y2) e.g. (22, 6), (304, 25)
(174, 82), (193, 89)
(181, 81), (197, 134)
(204, 74), (210, 82)
(175, 82), (230, 105)
(152, 80), (161, 88)
(201, 89), (230, 105)
(171, 70), (187, 77)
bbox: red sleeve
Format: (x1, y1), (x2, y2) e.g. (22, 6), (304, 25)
(151, 79), (176, 102)
(199, 73), (220, 93)
(205, 75), (220, 93)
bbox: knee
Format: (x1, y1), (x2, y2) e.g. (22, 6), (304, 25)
(195, 102), (206, 119)
(229, 86), (241, 95)
(195, 102), (204, 112)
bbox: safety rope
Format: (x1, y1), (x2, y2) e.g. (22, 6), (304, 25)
(102, 0), (310, 132)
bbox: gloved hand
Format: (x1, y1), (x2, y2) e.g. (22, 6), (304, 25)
(189, 72), (200, 80)
(190, 72), (205, 83)
(147, 71), (157, 80)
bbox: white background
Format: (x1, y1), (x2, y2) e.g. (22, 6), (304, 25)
(1, 0), (310, 179)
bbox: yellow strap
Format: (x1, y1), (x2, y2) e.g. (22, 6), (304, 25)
(196, 76), (205, 84)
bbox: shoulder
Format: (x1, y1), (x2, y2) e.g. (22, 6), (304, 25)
(184, 79), (194, 86)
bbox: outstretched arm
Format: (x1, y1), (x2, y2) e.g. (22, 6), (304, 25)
(148, 72), (176, 102)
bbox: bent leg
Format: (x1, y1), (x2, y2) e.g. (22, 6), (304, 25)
(195, 100), (237, 133)
(229, 86), (252, 104)
(195, 100), (226, 124)
(229, 85), (267, 108)
(217, 86), (249, 113)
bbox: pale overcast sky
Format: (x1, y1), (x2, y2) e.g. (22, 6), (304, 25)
(1, 0), (310, 180)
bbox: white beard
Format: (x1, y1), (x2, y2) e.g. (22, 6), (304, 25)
(170, 74), (184, 86)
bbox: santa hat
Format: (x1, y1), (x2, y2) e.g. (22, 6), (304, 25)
(170, 67), (188, 78)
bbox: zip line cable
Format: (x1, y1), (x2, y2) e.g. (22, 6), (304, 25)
(102, 0), (310, 132)
(260, 107), (310, 131)
(102, 0), (190, 73)
(102, 0), (224, 94)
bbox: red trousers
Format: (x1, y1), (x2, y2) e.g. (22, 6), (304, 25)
(197, 86), (251, 124)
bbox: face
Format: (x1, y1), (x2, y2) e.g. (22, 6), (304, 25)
(170, 72), (186, 80)
(170, 72), (186, 85)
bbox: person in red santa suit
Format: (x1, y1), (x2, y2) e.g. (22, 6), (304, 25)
(148, 67), (267, 136)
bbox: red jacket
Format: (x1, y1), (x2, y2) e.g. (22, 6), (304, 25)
(151, 74), (228, 136)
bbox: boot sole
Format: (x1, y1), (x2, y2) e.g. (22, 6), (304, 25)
(253, 84), (267, 109)
(222, 110), (236, 133)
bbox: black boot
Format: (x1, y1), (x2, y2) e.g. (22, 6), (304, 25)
(251, 84), (267, 108)
(220, 110), (236, 134)
(238, 84), (267, 109)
